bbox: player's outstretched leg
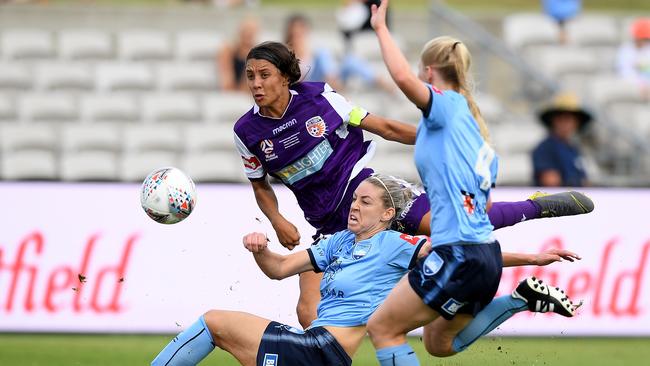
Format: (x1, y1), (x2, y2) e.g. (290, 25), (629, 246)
(488, 191), (594, 230)
(529, 191), (594, 218)
(451, 277), (578, 353)
(512, 276), (578, 317)
(151, 315), (215, 366)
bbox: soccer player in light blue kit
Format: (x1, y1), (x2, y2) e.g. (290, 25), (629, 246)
(151, 174), (431, 366)
(367, 1), (579, 365)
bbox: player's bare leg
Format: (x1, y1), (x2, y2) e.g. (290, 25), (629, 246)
(151, 310), (269, 366)
(421, 315), (473, 357)
(203, 310), (270, 366)
(297, 271), (323, 328)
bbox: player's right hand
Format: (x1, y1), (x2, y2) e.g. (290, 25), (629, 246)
(370, 0), (389, 32)
(272, 217), (301, 251)
(243, 232), (269, 253)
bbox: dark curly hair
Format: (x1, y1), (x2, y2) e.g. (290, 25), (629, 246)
(246, 41), (301, 84)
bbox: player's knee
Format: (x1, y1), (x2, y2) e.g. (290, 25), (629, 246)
(366, 318), (391, 345)
(202, 310), (222, 336)
(423, 338), (455, 357)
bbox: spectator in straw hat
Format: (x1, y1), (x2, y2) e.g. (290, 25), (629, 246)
(617, 17), (650, 98)
(532, 92), (592, 187)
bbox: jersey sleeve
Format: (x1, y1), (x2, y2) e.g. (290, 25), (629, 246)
(307, 231), (346, 273)
(320, 83), (368, 125)
(385, 232), (428, 270)
(233, 131), (266, 181)
(421, 85), (454, 130)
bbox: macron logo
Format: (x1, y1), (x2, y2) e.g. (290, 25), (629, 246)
(272, 119), (297, 135)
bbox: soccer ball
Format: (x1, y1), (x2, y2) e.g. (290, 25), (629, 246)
(140, 167), (197, 224)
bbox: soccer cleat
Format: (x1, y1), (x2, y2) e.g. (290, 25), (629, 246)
(512, 276), (577, 317)
(529, 191), (594, 218)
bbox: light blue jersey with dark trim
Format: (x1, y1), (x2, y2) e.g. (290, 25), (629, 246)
(307, 230), (425, 328)
(414, 86), (498, 247)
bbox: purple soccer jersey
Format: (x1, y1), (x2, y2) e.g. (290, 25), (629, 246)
(234, 82), (375, 230)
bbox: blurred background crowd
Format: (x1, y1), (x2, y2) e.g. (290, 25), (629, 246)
(0, 0), (648, 187)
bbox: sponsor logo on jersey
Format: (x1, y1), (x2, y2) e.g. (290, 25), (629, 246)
(441, 298), (465, 315)
(305, 116), (327, 138)
(263, 353), (278, 365)
(260, 139), (277, 161)
(272, 118), (297, 135)
(461, 190), (476, 215)
(242, 155), (261, 170)
(275, 139), (333, 185)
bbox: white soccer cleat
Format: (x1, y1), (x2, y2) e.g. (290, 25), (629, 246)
(512, 276), (578, 317)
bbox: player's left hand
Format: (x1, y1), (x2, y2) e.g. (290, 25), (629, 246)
(243, 232), (269, 253)
(370, 0), (389, 32)
(533, 248), (581, 266)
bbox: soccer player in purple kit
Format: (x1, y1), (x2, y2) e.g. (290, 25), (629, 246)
(233, 41), (593, 329)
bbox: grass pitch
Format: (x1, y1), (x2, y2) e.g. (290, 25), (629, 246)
(0, 334), (648, 365)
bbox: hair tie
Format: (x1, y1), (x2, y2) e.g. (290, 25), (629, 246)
(452, 41), (461, 50)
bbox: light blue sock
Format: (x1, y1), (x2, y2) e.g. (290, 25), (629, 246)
(376, 343), (420, 366)
(452, 295), (527, 353)
(151, 315), (216, 366)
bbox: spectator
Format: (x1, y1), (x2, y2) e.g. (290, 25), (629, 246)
(532, 92), (592, 187)
(284, 14), (343, 90)
(216, 17), (259, 92)
(541, 0), (582, 44)
(616, 17), (650, 98)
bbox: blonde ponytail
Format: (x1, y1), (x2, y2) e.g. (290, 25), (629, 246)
(420, 36), (490, 143)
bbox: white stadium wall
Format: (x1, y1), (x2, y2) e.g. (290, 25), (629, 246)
(0, 183), (648, 336)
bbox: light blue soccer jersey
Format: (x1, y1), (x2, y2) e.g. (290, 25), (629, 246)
(307, 230), (425, 328)
(414, 86), (498, 247)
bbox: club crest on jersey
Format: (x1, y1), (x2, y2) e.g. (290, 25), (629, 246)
(260, 139), (277, 161)
(305, 116), (327, 138)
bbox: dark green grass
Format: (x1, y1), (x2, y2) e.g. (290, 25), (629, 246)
(0, 334), (649, 365)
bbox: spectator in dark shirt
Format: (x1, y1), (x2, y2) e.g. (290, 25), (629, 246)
(532, 92), (592, 187)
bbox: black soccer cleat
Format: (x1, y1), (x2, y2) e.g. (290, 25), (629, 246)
(529, 191), (594, 218)
(512, 276), (578, 317)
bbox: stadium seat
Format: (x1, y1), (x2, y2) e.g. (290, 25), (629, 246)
(533, 46), (600, 80)
(1, 150), (58, 180)
(349, 31), (404, 61)
(58, 29), (114, 60)
(587, 75), (645, 106)
(202, 92), (253, 123)
(80, 94), (140, 123)
(0, 62), (33, 91)
(60, 151), (119, 181)
(34, 62), (94, 92)
(184, 124), (236, 152)
(567, 15), (620, 47)
(117, 30), (173, 61)
(18, 93), (78, 123)
(95, 62), (155, 92)
(496, 153), (532, 186)
(156, 62), (219, 92)
(181, 150), (247, 183)
(502, 13), (560, 50)
(475, 92), (507, 124)
(0, 124), (58, 152)
(491, 121), (545, 154)
(123, 125), (183, 153)
(61, 124), (122, 152)
(141, 94), (201, 123)
(1, 29), (55, 59)
(0, 95), (17, 121)
(634, 106), (650, 139)
(120, 151), (178, 181)
(174, 30), (222, 61)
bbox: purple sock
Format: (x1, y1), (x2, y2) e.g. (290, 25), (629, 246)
(488, 200), (541, 230)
